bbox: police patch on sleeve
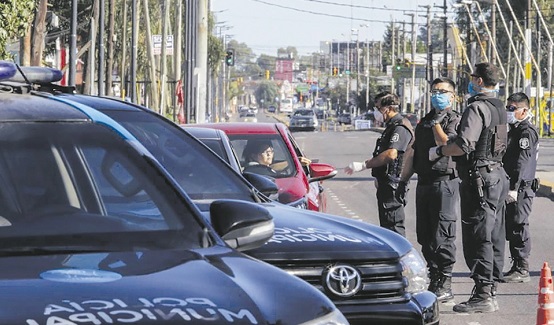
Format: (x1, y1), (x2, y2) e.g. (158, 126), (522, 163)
(519, 137), (530, 149)
(390, 133), (400, 143)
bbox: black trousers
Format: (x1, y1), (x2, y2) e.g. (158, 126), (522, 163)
(459, 166), (509, 284)
(376, 181), (406, 237)
(416, 178), (460, 275)
(505, 185), (534, 260)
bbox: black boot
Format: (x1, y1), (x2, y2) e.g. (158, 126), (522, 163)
(427, 269), (439, 293)
(431, 273), (454, 303)
(453, 283), (496, 313)
(490, 282), (499, 311)
(503, 258), (530, 283)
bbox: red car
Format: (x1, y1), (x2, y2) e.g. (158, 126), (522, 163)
(193, 122), (337, 212)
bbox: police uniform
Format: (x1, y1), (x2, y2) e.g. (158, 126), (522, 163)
(372, 113), (414, 236)
(503, 118), (539, 281)
(412, 109), (461, 300)
(452, 93), (509, 312)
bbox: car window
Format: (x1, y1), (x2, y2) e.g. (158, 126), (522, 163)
(98, 110), (255, 202)
(293, 110), (314, 117)
(0, 123), (204, 250)
(227, 134), (295, 178)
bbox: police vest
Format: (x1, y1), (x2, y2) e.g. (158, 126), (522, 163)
(413, 110), (459, 179)
(504, 119), (538, 182)
(470, 96), (507, 164)
(372, 116), (414, 183)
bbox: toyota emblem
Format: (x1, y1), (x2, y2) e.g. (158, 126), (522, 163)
(324, 264), (362, 297)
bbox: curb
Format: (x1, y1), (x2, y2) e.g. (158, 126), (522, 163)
(537, 179), (554, 201)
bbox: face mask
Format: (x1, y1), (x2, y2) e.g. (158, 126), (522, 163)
(506, 112), (517, 124)
(431, 93), (451, 111)
(374, 108), (384, 123)
(468, 81), (480, 96)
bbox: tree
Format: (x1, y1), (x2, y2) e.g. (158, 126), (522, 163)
(0, 0), (35, 59)
(255, 81), (278, 107)
(257, 54), (276, 72)
(277, 46), (297, 59)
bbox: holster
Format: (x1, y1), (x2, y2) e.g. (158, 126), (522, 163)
(531, 178), (540, 192)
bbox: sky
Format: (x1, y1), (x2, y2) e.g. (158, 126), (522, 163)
(211, 0), (445, 57)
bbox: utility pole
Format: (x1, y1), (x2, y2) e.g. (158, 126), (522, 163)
(130, 0), (137, 103)
(69, 0), (77, 87)
(196, 0), (208, 123)
(443, 0), (448, 75)
(98, 0), (105, 96)
(391, 19), (396, 94)
(421, 5), (432, 114)
(404, 13), (416, 113)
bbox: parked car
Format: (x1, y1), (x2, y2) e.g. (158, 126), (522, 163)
(192, 122), (335, 212)
(314, 108), (328, 120)
(289, 108), (319, 131)
(267, 105), (277, 113)
(337, 112), (352, 125)
(0, 61), (349, 325)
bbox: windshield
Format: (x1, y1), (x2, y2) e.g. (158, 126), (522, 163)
(227, 134), (296, 179)
(98, 110), (257, 202)
(293, 110), (314, 117)
(0, 123), (205, 252)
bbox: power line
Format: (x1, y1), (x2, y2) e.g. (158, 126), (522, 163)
(299, 0), (444, 14)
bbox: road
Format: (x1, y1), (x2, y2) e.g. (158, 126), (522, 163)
(287, 126), (554, 325)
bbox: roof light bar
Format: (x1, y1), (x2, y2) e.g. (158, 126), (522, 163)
(0, 61), (17, 81)
(10, 66), (63, 83)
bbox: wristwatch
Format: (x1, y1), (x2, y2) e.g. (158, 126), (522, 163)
(436, 146), (444, 157)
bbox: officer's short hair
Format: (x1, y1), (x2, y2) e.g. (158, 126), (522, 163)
(375, 91), (391, 103)
(471, 62), (499, 87)
(507, 92), (530, 106)
(379, 94), (400, 112)
(430, 77), (456, 91)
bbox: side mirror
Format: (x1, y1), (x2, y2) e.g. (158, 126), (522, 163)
(308, 162), (337, 183)
(210, 199), (274, 251)
(242, 172), (279, 197)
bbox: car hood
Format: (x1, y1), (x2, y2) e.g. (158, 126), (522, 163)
(0, 247), (334, 324)
(196, 201), (412, 262)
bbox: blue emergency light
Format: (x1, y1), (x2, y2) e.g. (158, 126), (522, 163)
(0, 61), (17, 81)
(10, 66), (63, 83)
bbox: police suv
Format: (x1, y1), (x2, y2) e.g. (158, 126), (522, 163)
(0, 61), (348, 325)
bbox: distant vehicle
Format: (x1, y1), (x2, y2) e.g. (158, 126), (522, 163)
(267, 105), (277, 113)
(314, 108), (328, 120)
(337, 112), (352, 125)
(242, 111), (257, 123)
(289, 108), (318, 131)
(280, 98), (294, 114)
(250, 106), (258, 114)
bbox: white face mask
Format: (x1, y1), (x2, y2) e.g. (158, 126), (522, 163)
(506, 112), (518, 124)
(374, 108), (384, 123)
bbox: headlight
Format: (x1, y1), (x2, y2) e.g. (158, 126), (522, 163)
(400, 248), (428, 293)
(298, 309), (349, 325)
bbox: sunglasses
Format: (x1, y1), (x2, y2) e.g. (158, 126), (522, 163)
(506, 105), (526, 112)
(430, 89), (451, 95)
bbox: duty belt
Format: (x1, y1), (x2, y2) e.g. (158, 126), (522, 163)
(476, 162), (502, 173)
(418, 173), (458, 185)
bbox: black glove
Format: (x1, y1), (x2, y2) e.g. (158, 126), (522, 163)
(396, 181), (409, 206)
(423, 110), (447, 128)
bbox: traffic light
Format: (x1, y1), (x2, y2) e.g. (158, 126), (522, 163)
(333, 67), (338, 76)
(395, 58), (402, 71)
(265, 70), (270, 80)
(225, 49), (235, 66)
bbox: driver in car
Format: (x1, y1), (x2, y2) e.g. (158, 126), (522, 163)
(242, 140), (281, 177)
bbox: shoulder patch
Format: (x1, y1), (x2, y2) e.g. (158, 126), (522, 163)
(519, 137), (530, 149)
(391, 133), (400, 143)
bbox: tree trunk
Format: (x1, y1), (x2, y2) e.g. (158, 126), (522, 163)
(120, 0), (128, 99)
(84, 0), (99, 95)
(142, 0), (159, 110)
(20, 25), (32, 66)
(31, 0), (48, 66)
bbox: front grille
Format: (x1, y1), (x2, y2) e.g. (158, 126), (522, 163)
(271, 260), (408, 303)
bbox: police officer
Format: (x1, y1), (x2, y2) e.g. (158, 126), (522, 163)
(502, 92), (539, 283)
(428, 62), (509, 313)
(401, 77), (461, 302)
(345, 93), (414, 236)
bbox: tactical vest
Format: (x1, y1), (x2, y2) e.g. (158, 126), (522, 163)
(470, 96), (507, 164)
(372, 115), (414, 183)
(413, 110), (459, 179)
(504, 120), (538, 182)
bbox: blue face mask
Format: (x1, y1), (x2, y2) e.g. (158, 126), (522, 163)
(468, 81), (480, 96)
(431, 93), (451, 111)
